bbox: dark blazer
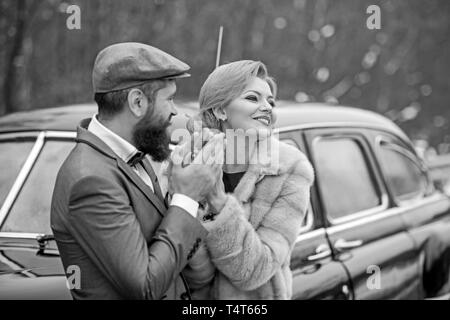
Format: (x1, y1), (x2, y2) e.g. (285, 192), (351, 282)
(51, 119), (207, 300)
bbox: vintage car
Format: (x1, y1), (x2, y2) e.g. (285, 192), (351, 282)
(0, 102), (449, 300)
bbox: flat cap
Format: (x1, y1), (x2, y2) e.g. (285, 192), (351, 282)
(92, 42), (191, 93)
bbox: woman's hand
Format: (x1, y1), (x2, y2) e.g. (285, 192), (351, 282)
(200, 132), (227, 213)
(207, 170), (227, 213)
(170, 126), (227, 211)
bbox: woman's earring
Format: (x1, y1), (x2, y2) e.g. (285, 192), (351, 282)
(217, 107), (227, 121)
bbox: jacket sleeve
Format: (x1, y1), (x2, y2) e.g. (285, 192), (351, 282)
(183, 243), (216, 290)
(66, 174), (206, 299)
(202, 159), (314, 291)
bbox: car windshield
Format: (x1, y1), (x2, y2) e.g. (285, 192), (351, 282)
(1, 140), (75, 234)
(0, 140), (35, 206)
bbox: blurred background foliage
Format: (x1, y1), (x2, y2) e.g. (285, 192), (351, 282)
(0, 0), (449, 152)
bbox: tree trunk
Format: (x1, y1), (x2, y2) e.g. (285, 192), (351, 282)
(3, 0), (26, 115)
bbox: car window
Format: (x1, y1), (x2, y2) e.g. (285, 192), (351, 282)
(299, 205), (313, 232)
(1, 140), (75, 234)
(379, 142), (427, 203)
(314, 137), (381, 221)
(280, 137), (305, 152)
(281, 138), (312, 230)
(0, 140), (35, 206)
(281, 138), (299, 149)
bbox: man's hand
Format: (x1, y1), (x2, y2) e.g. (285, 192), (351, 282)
(207, 170), (227, 213)
(169, 133), (224, 202)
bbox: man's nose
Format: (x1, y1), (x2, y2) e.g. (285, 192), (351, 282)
(171, 102), (178, 116)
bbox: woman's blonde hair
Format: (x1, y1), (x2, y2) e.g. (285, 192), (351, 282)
(188, 60), (276, 132)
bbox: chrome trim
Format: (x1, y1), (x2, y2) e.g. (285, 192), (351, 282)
(0, 232), (46, 239)
(0, 252), (36, 278)
(0, 131), (76, 229)
(275, 121), (408, 140)
(328, 194), (389, 225)
(310, 133), (390, 226)
(0, 131), (40, 141)
(295, 227), (327, 243)
(45, 131), (77, 139)
(0, 132), (45, 228)
(325, 193), (448, 235)
(0, 245), (58, 254)
(334, 238), (363, 250)
(375, 135), (424, 170)
(298, 206), (314, 233)
(427, 293), (450, 300)
(374, 135), (429, 204)
(307, 244), (332, 261)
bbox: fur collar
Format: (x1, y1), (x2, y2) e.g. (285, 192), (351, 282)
(160, 137), (307, 204)
(233, 137), (304, 203)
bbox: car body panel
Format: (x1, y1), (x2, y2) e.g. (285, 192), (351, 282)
(277, 133), (351, 299)
(0, 237), (71, 299)
(1, 102), (449, 300)
(290, 229), (351, 300)
(398, 196), (450, 296)
(303, 127), (425, 299)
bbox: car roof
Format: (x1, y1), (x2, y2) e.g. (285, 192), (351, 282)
(274, 101), (407, 138)
(0, 101), (408, 140)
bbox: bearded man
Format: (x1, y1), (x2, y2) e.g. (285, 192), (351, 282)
(51, 43), (222, 300)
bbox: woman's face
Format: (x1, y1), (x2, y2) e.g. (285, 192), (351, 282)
(223, 76), (275, 135)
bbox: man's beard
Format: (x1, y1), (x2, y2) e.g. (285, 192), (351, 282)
(133, 113), (172, 162)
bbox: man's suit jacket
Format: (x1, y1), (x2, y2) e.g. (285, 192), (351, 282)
(51, 119), (207, 300)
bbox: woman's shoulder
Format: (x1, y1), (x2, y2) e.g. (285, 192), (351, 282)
(275, 139), (315, 183)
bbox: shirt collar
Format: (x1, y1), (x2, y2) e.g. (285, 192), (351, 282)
(87, 115), (138, 163)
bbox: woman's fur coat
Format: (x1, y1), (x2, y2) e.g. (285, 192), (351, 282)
(180, 137), (315, 300)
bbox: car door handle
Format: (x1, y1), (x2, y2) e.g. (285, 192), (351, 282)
(334, 238), (363, 251)
(307, 244), (332, 261)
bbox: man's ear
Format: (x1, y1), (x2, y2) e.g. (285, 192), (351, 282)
(127, 89), (147, 118)
(212, 106), (227, 121)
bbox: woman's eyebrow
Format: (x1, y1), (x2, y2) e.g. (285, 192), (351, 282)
(243, 90), (261, 96)
(243, 90), (274, 100)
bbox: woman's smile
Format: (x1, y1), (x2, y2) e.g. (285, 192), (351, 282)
(252, 113), (272, 126)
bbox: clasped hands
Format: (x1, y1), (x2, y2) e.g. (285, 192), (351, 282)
(168, 128), (228, 213)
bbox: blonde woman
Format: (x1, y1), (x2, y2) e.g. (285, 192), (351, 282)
(180, 60), (315, 299)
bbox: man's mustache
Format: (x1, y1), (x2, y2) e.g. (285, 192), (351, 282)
(144, 116), (172, 130)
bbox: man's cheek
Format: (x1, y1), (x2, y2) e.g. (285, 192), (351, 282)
(154, 102), (169, 121)
(147, 112), (165, 127)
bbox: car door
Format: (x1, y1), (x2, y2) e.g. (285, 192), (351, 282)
(0, 132), (76, 235)
(305, 128), (422, 299)
(279, 130), (352, 300)
(373, 132), (450, 297)
(0, 132), (76, 299)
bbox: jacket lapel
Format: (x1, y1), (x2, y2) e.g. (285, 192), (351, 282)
(117, 160), (167, 216)
(76, 119), (166, 217)
(76, 119), (117, 159)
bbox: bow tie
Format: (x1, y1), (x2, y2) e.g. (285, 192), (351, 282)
(127, 151), (146, 166)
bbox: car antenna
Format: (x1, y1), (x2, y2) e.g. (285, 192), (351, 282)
(184, 25), (224, 137)
(215, 25), (224, 69)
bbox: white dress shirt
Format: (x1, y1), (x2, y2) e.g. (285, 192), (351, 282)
(88, 115), (198, 217)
